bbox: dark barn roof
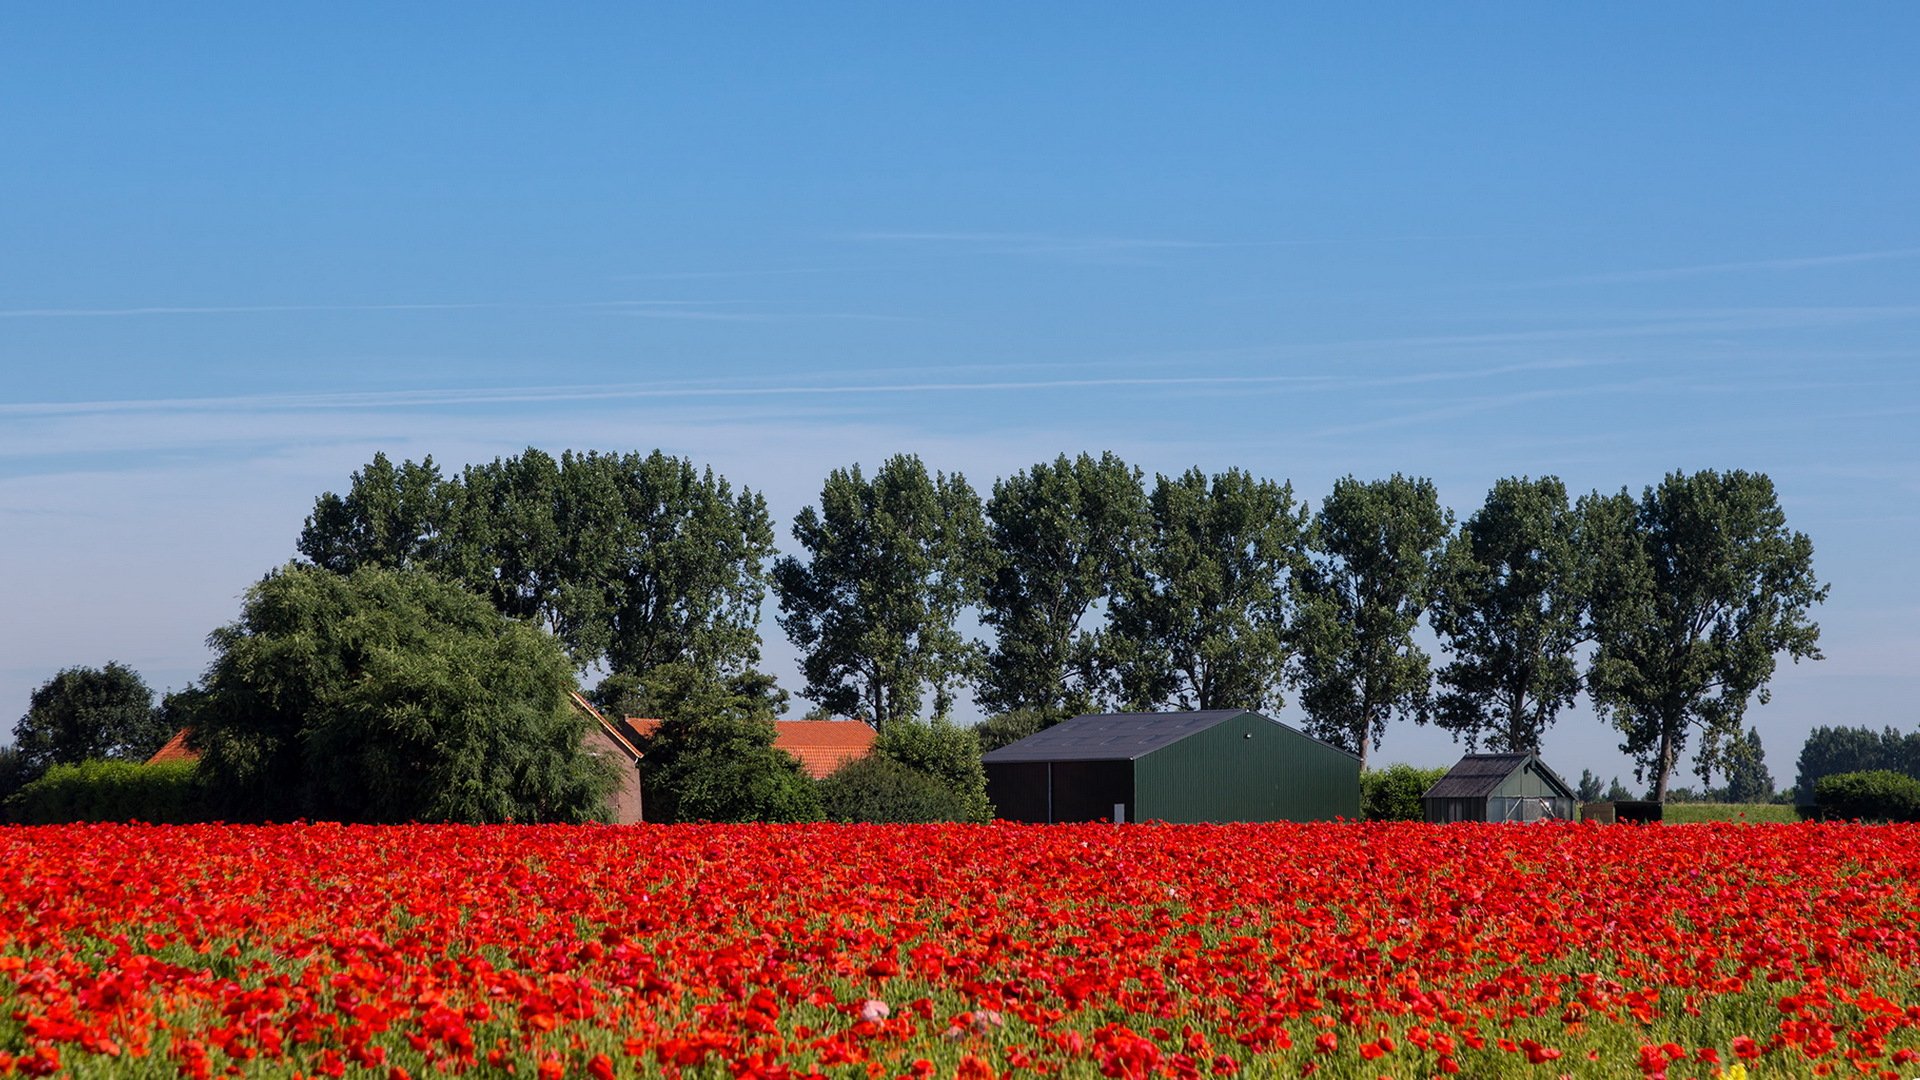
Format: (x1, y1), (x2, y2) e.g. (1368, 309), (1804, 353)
(1423, 753), (1576, 800)
(982, 710), (1356, 764)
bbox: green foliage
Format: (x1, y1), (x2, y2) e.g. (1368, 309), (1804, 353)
(973, 708), (1050, 753)
(0, 747), (27, 804)
(773, 455), (987, 730)
(1104, 467), (1306, 713)
(1427, 477), (1588, 754)
(635, 662), (821, 823)
(1360, 764), (1449, 821)
(1794, 726), (1920, 802)
(1811, 770), (1920, 823)
(1659, 802), (1798, 824)
(977, 452), (1147, 725)
(6, 760), (209, 824)
(13, 661), (171, 778)
(192, 563), (617, 823)
(1290, 475), (1451, 770)
(298, 448), (777, 683)
(1585, 470), (1827, 800)
(1576, 769), (1604, 802)
(876, 717), (991, 823)
(1604, 776), (1635, 801)
(817, 755), (968, 823)
(1721, 728), (1775, 803)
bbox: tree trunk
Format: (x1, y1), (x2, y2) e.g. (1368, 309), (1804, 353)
(1652, 722), (1676, 802)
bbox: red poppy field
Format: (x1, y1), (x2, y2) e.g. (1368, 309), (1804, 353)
(3, 823), (1918, 1080)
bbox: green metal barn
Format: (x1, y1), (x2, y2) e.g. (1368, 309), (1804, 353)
(982, 710), (1360, 823)
(1422, 752), (1578, 822)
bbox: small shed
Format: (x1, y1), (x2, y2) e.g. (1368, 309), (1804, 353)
(1423, 753), (1578, 823)
(982, 709), (1360, 823)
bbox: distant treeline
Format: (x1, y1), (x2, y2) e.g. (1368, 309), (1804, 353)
(286, 449), (1824, 800)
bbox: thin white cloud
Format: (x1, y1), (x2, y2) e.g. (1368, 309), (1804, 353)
(840, 230), (1489, 261)
(0, 358), (1610, 421)
(1560, 247), (1920, 285)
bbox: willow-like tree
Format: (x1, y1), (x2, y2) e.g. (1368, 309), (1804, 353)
(772, 455), (986, 731)
(1290, 475), (1451, 771)
(192, 563), (617, 823)
(1584, 469), (1826, 801)
(1426, 476), (1589, 753)
(977, 452), (1148, 725)
(1103, 467), (1306, 713)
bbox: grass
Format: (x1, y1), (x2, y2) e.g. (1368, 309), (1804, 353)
(1660, 801), (1799, 823)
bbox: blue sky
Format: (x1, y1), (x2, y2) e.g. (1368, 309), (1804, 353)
(4, 4), (1916, 789)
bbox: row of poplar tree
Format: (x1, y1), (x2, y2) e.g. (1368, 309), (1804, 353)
(298, 449), (1825, 800)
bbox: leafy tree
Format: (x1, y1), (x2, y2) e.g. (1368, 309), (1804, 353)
(13, 662), (170, 778)
(299, 449), (777, 684)
(298, 452), (455, 572)
(875, 717), (992, 823)
(1721, 727), (1775, 803)
(1584, 470), (1827, 801)
(634, 662), (820, 823)
(1360, 764), (1449, 821)
(977, 452), (1147, 725)
(0, 747), (28, 805)
(1427, 477), (1588, 753)
(1290, 475), (1451, 771)
(1104, 467), (1306, 713)
(1576, 769), (1604, 802)
(973, 708), (1050, 753)
(1794, 725), (1917, 800)
(1604, 777), (1634, 801)
(192, 563), (618, 823)
(773, 455), (986, 731)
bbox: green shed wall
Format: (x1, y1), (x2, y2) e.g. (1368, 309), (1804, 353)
(1133, 712), (1359, 822)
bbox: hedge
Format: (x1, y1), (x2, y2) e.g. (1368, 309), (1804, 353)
(1810, 770), (1920, 823)
(6, 759), (212, 824)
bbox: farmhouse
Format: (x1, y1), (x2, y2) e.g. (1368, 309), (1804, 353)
(981, 709), (1360, 823)
(1422, 752), (1578, 823)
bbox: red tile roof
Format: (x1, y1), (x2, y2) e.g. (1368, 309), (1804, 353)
(623, 717), (876, 779)
(147, 728), (199, 765)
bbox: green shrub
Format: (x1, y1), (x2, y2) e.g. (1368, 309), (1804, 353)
(877, 718), (992, 822)
(818, 755), (967, 823)
(1811, 770), (1920, 822)
(6, 759), (210, 824)
(1361, 764), (1449, 821)
(973, 709), (1049, 753)
(660, 745), (823, 823)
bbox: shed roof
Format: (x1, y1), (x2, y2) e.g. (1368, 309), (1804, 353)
(981, 710), (1354, 764)
(1423, 753), (1577, 800)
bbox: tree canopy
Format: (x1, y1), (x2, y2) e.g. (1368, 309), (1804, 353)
(1290, 475), (1451, 770)
(298, 448), (777, 682)
(191, 563), (618, 823)
(976, 452), (1147, 725)
(1426, 476), (1589, 753)
(12, 662), (171, 779)
(773, 455), (986, 731)
(1104, 467), (1305, 713)
(1585, 470), (1826, 800)
(632, 662), (820, 823)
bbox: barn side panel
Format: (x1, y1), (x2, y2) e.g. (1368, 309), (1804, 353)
(1489, 763), (1577, 821)
(984, 762), (1052, 823)
(1135, 713), (1359, 822)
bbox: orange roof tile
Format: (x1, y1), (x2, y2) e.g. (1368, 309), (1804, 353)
(147, 728), (200, 766)
(621, 716), (877, 779)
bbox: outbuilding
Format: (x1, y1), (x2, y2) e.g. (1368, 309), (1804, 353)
(1422, 752), (1578, 823)
(981, 709), (1360, 823)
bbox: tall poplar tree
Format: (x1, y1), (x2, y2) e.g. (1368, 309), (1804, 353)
(1103, 467), (1306, 713)
(1426, 476), (1589, 753)
(1290, 474), (1451, 771)
(977, 452), (1148, 725)
(772, 455), (986, 731)
(1584, 469), (1825, 801)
